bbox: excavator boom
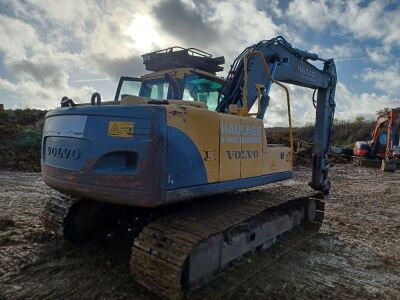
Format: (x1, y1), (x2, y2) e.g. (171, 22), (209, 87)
(219, 36), (336, 193)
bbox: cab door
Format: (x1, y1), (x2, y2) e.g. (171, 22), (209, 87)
(114, 77), (141, 100)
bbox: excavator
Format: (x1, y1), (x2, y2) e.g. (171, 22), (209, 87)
(352, 108), (400, 171)
(41, 36), (336, 299)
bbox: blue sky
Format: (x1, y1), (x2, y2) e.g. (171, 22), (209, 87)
(0, 0), (399, 126)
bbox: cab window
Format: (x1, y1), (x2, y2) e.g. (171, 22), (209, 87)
(117, 78), (141, 100)
(141, 80), (169, 100)
(182, 74), (222, 111)
(378, 131), (387, 145)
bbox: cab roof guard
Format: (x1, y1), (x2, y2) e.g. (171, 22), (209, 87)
(142, 46), (225, 73)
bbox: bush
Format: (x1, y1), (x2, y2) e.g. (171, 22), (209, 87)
(267, 118), (375, 148)
(0, 109), (46, 172)
(13, 130), (42, 150)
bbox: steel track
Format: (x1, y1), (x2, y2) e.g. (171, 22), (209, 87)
(189, 222), (322, 300)
(41, 193), (80, 238)
(131, 186), (324, 299)
(42, 188), (325, 299)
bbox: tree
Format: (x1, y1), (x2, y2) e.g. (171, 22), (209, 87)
(376, 107), (391, 117)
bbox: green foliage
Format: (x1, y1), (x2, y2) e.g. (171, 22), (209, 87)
(13, 109), (47, 126)
(268, 118), (376, 148)
(0, 109), (46, 172)
(376, 107), (391, 117)
(0, 109), (46, 127)
(13, 130), (42, 150)
(295, 118), (375, 148)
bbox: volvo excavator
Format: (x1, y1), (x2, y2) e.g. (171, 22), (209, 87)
(41, 36), (336, 299)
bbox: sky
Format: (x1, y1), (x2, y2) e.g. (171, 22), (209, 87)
(0, 0), (399, 126)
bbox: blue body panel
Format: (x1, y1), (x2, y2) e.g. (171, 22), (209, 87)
(42, 105), (168, 207)
(166, 127), (208, 189)
(166, 171), (293, 203)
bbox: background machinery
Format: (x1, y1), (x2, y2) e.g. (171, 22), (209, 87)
(41, 37), (337, 298)
(352, 108), (400, 171)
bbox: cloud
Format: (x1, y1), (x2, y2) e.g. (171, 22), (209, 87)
(7, 59), (68, 88)
(287, 0), (400, 49)
(334, 82), (400, 121)
(0, 14), (39, 59)
(264, 85), (315, 127)
(0, 78), (17, 92)
(27, 0), (94, 25)
(256, 0), (284, 18)
(152, 0), (220, 47)
(0, 1), (150, 109)
(362, 66), (400, 97)
(91, 54), (145, 79)
(151, 0), (283, 64)
(287, 0), (330, 30)
(366, 47), (393, 65)
(207, 0), (281, 57)
(0, 76), (97, 109)
(310, 43), (363, 61)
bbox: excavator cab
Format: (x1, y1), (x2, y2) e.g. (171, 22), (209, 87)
(114, 68), (224, 111)
(114, 46), (225, 110)
(376, 130), (388, 154)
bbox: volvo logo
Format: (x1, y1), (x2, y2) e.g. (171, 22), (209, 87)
(298, 64), (317, 80)
(226, 150), (259, 159)
(47, 145), (80, 160)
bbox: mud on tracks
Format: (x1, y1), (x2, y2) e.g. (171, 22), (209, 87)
(0, 165), (399, 299)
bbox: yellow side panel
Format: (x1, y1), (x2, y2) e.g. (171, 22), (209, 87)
(240, 117), (263, 178)
(166, 105), (220, 183)
(219, 114), (241, 181)
(262, 146), (292, 175)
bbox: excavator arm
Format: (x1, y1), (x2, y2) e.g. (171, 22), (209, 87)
(218, 36), (337, 195)
(370, 115), (390, 154)
(386, 109), (399, 157)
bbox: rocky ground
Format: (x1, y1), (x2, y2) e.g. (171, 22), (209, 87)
(0, 164), (399, 299)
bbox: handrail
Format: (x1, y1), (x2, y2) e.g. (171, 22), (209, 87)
(242, 51), (294, 157)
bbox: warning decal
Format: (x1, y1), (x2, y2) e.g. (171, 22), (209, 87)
(107, 121), (134, 138)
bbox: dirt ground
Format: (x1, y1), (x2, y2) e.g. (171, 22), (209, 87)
(0, 164), (399, 299)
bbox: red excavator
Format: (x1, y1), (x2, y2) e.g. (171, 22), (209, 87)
(352, 108), (400, 171)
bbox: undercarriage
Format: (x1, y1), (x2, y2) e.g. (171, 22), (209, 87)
(351, 156), (400, 171)
(42, 187), (324, 299)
